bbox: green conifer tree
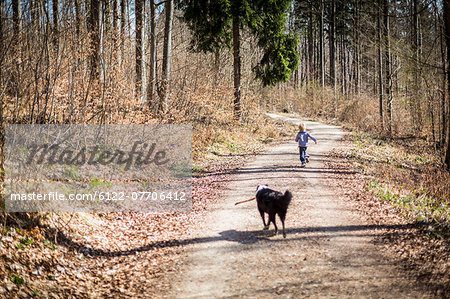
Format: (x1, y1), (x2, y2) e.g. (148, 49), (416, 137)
(181, 0), (299, 119)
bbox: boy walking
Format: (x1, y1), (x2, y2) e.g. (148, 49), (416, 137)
(295, 123), (317, 167)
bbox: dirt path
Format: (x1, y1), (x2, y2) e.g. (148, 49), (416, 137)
(170, 114), (427, 298)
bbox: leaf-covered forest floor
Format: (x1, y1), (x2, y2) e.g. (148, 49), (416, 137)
(0, 148), (263, 298)
(0, 114), (448, 298)
(0, 118), (292, 298)
(326, 136), (449, 297)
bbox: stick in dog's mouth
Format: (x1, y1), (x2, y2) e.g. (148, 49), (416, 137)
(234, 198), (255, 205)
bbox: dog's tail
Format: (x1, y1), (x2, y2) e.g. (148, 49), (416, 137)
(279, 190), (293, 209)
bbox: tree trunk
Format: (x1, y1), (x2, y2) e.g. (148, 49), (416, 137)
(329, 0), (336, 89)
(444, 0), (450, 169)
(53, 0), (59, 52)
(0, 0), (3, 206)
(75, 0), (81, 40)
(120, 0), (126, 67)
(13, 0), (20, 35)
(135, 0), (143, 99)
(112, 0), (118, 63)
(121, 0), (126, 36)
(232, 15), (241, 120)
(342, 36), (347, 95)
(354, 0), (360, 95)
(12, 0), (20, 36)
(308, 8), (313, 82)
(113, 0), (118, 35)
(0, 0), (3, 85)
(105, 0), (112, 36)
(441, 6), (448, 149)
(89, 0), (100, 80)
(412, 0), (421, 131)
(73, 0), (81, 71)
(319, 0), (324, 87)
(384, 0), (392, 134)
(30, 0), (38, 32)
(161, 0), (173, 110)
(329, 0), (336, 115)
(147, 0), (156, 108)
(378, 0), (384, 130)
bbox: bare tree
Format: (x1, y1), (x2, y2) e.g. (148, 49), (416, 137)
(120, 0), (127, 66)
(89, 0), (100, 80)
(384, 0), (392, 134)
(439, 1), (448, 150)
(319, 0), (324, 87)
(411, 0), (422, 131)
(232, 14), (241, 119)
(0, 0), (3, 84)
(12, 0), (20, 36)
(353, 0), (360, 95)
(378, 0), (384, 130)
(444, 0), (450, 169)
(308, 8), (313, 82)
(135, 0), (144, 99)
(53, 0), (59, 52)
(105, 0), (112, 36)
(160, 0), (173, 111)
(75, 0), (82, 40)
(113, 0), (119, 38)
(0, 0), (3, 212)
(329, 0), (336, 114)
(147, 0), (157, 107)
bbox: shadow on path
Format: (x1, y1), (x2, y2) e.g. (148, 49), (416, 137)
(194, 153), (341, 177)
(49, 223), (420, 258)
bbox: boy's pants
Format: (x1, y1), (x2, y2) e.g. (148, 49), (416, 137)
(299, 147), (308, 164)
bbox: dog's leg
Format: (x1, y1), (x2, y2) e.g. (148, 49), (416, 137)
(279, 212), (287, 238)
(269, 213), (277, 236)
(259, 209), (269, 230)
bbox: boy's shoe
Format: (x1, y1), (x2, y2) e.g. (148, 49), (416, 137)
(305, 157), (309, 163)
(300, 163), (306, 168)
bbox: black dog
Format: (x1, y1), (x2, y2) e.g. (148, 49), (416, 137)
(256, 185), (292, 238)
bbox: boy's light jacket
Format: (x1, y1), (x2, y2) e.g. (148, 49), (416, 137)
(295, 131), (317, 147)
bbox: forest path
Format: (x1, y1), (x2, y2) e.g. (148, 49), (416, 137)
(170, 114), (425, 298)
